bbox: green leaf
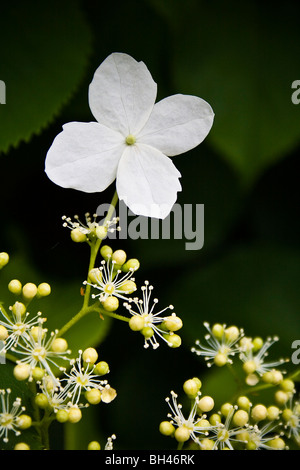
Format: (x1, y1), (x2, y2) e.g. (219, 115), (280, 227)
(0, 1), (92, 154)
(163, 1), (300, 185)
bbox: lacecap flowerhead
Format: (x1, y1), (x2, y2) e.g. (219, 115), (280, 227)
(45, 52), (214, 219)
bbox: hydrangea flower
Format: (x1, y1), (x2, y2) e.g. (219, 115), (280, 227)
(45, 53), (214, 219)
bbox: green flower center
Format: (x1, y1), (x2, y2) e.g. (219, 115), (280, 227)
(125, 134), (136, 145)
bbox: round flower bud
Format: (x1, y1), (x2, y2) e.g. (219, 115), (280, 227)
(94, 361), (110, 376)
(159, 421), (175, 436)
(164, 333), (181, 348)
(68, 407), (82, 423)
(251, 404), (267, 421)
(183, 378), (201, 398)
(282, 409), (293, 422)
(174, 426), (191, 442)
(82, 347), (98, 364)
(51, 338), (68, 353)
(129, 315), (145, 331)
(209, 413), (221, 426)
(13, 363), (31, 381)
(70, 228), (87, 243)
(37, 283), (51, 297)
(95, 225), (108, 240)
(142, 326), (154, 339)
(122, 258), (140, 273)
(100, 245), (113, 260)
(118, 280), (136, 294)
(102, 296), (119, 312)
(214, 353), (228, 367)
(268, 438), (286, 449)
(200, 438), (214, 450)
(112, 249), (127, 266)
(243, 360), (257, 375)
(0, 325), (8, 341)
(88, 268), (101, 284)
(31, 367), (45, 381)
(267, 406), (281, 421)
(14, 443), (30, 450)
(163, 315), (183, 332)
(22, 282), (38, 300)
(224, 326), (240, 341)
(56, 409), (69, 423)
(16, 414), (32, 430)
(252, 337), (263, 351)
(8, 279), (22, 295)
(198, 396), (214, 413)
(237, 396), (251, 411)
(11, 301), (26, 317)
(221, 403), (233, 417)
(85, 388), (101, 405)
(35, 393), (49, 409)
(101, 387), (117, 403)
(211, 323), (224, 339)
(274, 390), (289, 405)
(0, 252), (9, 268)
(233, 410), (249, 427)
(280, 379), (295, 393)
(88, 441), (101, 450)
(30, 326), (45, 341)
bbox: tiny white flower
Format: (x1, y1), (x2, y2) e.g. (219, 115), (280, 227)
(105, 434), (116, 450)
(205, 406), (244, 450)
(62, 212), (120, 239)
(239, 336), (287, 376)
(0, 389), (25, 443)
(124, 281), (179, 349)
(45, 53), (214, 219)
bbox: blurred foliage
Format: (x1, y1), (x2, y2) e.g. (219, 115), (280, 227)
(0, 0), (299, 450)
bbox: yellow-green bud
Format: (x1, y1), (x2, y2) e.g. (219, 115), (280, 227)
(214, 353), (228, 367)
(51, 338), (68, 353)
(14, 443), (30, 450)
(112, 249), (127, 266)
(122, 258), (140, 273)
(211, 323), (224, 339)
(88, 441), (101, 450)
(163, 315), (183, 332)
(35, 393), (48, 409)
(22, 282), (38, 300)
(125, 134), (136, 145)
(16, 414), (32, 430)
(68, 407), (82, 423)
(82, 347), (98, 364)
(267, 406), (281, 421)
(95, 225), (108, 240)
(282, 409), (293, 422)
(85, 388), (101, 405)
(224, 326), (240, 341)
(0, 325), (8, 341)
(243, 360), (257, 375)
(252, 337), (263, 351)
(142, 326), (154, 339)
(94, 361), (110, 376)
(174, 426), (190, 442)
(31, 367), (45, 381)
(198, 396), (214, 413)
(8, 279), (22, 295)
(100, 245), (113, 260)
(183, 378), (201, 398)
(11, 301), (26, 317)
(268, 438), (286, 449)
(237, 396), (251, 411)
(0, 252), (9, 268)
(274, 390), (289, 405)
(164, 333), (181, 348)
(30, 326), (45, 341)
(70, 228), (87, 243)
(13, 364), (31, 381)
(221, 403), (233, 417)
(101, 296), (119, 312)
(280, 379), (295, 393)
(159, 421), (175, 436)
(88, 268), (101, 284)
(251, 404), (267, 421)
(118, 280), (136, 294)
(209, 413), (221, 426)
(101, 387), (117, 403)
(129, 315), (145, 331)
(200, 438), (214, 450)
(233, 410), (249, 427)
(37, 282), (51, 297)
(56, 409), (69, 423)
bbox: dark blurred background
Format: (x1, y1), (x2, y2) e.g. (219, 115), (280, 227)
(0, 0), (299, 450)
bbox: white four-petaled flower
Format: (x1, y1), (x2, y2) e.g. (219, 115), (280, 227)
(45, 53), (214, 219)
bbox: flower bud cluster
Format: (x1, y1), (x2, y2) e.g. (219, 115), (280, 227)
(62, 213), (120, 244)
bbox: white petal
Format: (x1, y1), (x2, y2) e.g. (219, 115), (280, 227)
(45, 122), (125, 193)
(116, 144), (181, 219)
(138, 94), (214, 156)
(88, 53), (157, 136)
